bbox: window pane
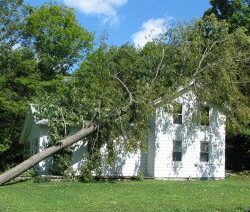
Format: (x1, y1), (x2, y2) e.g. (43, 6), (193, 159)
(200, 153), (209, 162)
(173, 140), (182, 161)
(200, 141), (209, 162)
(173, 114), (182, 124)
(200, 106), (209, 126)
(173, 140), (182, 152)
(173, 152), (182, 161)
(174, 103), (182, 114)
(201, 142), (209, 152)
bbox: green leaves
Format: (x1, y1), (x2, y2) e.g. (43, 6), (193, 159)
(205, 0), (250, 34)
(0, 2), (94, 170)
(23, 4), (94, 79)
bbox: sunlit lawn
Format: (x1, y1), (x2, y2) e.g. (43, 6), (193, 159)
(0, 175), (249, 211)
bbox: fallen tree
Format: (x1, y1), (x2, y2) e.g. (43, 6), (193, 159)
(0, 125), (96, 185)
(1, 15), (249, 185)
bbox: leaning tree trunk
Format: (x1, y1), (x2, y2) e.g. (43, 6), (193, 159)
(0, 125), (97, 185)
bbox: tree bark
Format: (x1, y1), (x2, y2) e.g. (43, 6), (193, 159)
(0, 125), (97, 185)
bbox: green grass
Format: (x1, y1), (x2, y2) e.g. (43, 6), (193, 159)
(0, 175), (249, 212)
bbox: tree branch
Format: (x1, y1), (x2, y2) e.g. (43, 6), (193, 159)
(193, 58), (224, 78)
(60, 108), (67, 135)
(110, 74), (135, 110)
(152, 47), (166, 84)
(194, 40), (220, 75)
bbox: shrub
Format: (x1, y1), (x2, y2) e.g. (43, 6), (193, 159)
(50, 148), (72, 176)
(79, 152), (102, 183)
(132, 170), (144, 181)
(23, 168), (38, 178)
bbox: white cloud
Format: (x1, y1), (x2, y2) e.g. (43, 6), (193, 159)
(63, 0), (127, 25)
(132, 18), (173, 48)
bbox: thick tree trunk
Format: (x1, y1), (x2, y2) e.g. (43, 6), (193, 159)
(0, 125), (97, 185)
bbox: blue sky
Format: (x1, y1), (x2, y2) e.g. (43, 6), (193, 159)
(24, 0), (210, 47)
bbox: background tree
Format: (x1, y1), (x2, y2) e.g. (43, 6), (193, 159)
(205, 0), (250, 170)
(204, 0), (250, 33)
(0, 0), (30, 169)
(23, 4), (93, 79)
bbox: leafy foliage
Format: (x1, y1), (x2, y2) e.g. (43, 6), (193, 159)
(204, 0), (250, 33)
(49, 148), (72, 176)
(0, 0), (31, 169)
(0, 0), (27, 49)
(204, 1), (250, 156)
(0, 1), (249, 174)
(36, 15), (250, 174)
(23, 4), (93, 79)
(0, 1), (93, 171)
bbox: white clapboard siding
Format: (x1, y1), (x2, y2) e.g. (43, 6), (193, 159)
(72, 141), (145, 177)
(101, 147), (142, 177)
(152, 90), (226, 179)
(29, 125), (51, 175)
(72, 140), (88, 175)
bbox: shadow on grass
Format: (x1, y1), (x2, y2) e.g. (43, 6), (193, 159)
(2, 178), (30, 186)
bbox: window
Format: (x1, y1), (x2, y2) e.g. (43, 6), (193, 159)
(31, 138), (39, 156)
(173, 140), (182, 161)
(200, 106), (209, 126)
(200, 141), (209, 162)
(173, 103), (182, 124)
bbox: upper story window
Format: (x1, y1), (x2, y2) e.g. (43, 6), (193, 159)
(173, 103), (183, 124)
(173, 140), (182, 161)
(200, 141), (209, 162)
(200, 106), (210, 126)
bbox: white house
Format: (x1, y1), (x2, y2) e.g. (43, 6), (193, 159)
(19, 88), (226, 179)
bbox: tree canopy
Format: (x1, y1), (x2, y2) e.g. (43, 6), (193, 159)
(204, 0), (250, 33)
(23, 4), (93, 79)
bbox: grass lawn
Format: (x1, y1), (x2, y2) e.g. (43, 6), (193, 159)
(0, 175), (249, 212)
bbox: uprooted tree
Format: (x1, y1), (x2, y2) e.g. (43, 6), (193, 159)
(0, 15), (249, 185)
